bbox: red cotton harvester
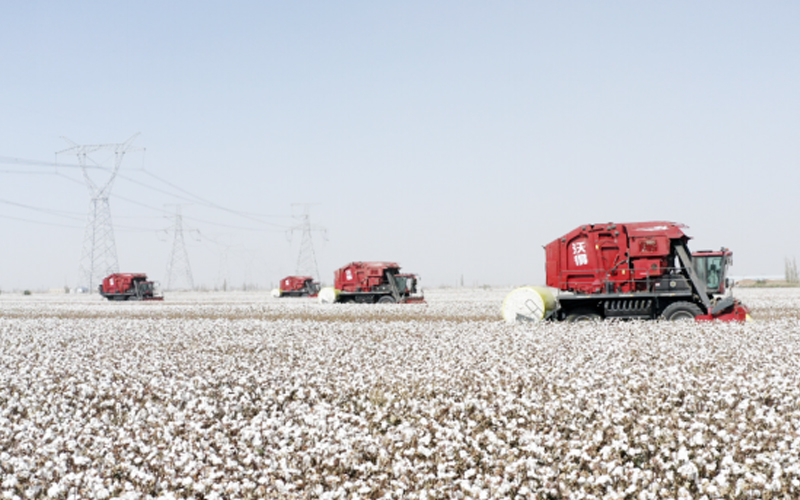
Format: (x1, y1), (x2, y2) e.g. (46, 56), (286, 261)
(502, 222), (750, 323)
(99, 273), (163, 301)
(271, 276), (320, 298)
(318, 261), (424, 304)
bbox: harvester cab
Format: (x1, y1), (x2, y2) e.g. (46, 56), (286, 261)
(691, 248), (733, 295)
(387, 271), (423, 303)
(394, 273), (420, 296)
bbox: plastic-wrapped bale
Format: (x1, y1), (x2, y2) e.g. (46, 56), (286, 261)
(318, 287), (340, 304)
(502, 286), (557, 324)
(271, 288), (282, 298)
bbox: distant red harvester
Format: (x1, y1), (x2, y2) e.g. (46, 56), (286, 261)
(99, 273), (163, 301)
(276, 276), (320, 297)
(542, 221), (749, 321)
(330, 261), (424, 304)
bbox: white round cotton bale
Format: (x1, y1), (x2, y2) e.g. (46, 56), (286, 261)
(271, 288), (282, 298)
(501, 286), (556, 323)
(318, 287), (339, 304)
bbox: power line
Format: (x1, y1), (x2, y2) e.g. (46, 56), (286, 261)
(57, 170), (275, 233)
(138, 169), (292, 226)
(113, 170), (293, 229)
(4, 150), (293, 236)
(0, 155), (106, 170)
(116, 172), (207, 206)
(111, 191), (285, 232)
(0, 198), (85, 220)
(0, 213), (83, 229)
(0, 169), (64, 175)
(0, 206), (162, 233)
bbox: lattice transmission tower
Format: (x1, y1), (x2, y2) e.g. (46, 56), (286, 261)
(287, 204), (326, 281)
(57, 134), (141, 290)
(164, 205), (195, 291)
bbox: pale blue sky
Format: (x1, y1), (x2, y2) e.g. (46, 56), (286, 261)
(1, 2), (799, 289)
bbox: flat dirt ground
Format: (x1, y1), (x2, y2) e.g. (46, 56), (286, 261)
(1, 287), (799, 499)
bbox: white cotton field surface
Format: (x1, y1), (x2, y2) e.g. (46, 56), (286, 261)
(0, 287), (510, 323)
(1, 288), (799, 499)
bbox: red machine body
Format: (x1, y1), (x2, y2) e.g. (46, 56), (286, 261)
(278, 276), (320, 297)
(99, 273), (163, 301)
(546, 222), (687, 293)
(543, 222), (749, 322)
(333, 261), (424, 304)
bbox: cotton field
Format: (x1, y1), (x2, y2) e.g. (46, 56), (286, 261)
(1, 288), (800, 499)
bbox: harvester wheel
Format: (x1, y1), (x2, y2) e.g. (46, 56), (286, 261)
(566, 310), (601, 322)
(661, 302), (703, 321)
(377, 295), (396, 304)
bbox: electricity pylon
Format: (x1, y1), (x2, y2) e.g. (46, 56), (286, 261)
(164, 205), (195, 290)
(58, 133), (141, 290)
(287, 204), (326, 281)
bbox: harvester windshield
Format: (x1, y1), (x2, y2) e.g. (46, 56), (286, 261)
(692, 252), (730, 293)
(394, 275), (417, 294)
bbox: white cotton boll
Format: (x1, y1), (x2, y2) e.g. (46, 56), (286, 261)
(678, 462), (698, 480)
(704, 481), (720, 496)
(46, 484), (63, 498)
(596, 475), (612, 486)
(25, 487), (43, 499)
(767, 478), (783, 492)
